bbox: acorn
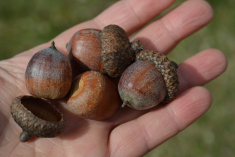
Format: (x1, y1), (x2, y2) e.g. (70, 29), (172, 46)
(66, 24), (143, 77)
(118, 50), (179, 110)
(10, 96), (66, 142)
(66, 29), (106, 73)
(25, 41), (72, 99)
(67, 71), (120, 120)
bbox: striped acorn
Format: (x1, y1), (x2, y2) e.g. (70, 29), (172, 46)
(67, 71), (120, 120)
(136, 50), (179, 104)
(118, 50), (179, 110)
(25, 41), (72, 99)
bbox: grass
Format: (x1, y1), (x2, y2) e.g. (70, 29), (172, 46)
(0, 0), (118, 60)
(0, 0), (234, 156)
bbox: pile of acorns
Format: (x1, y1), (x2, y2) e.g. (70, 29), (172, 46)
(10, 24), (179, 142)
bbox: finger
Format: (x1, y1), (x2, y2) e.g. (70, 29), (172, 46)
(109, 86), (212, 156)
(132, 0), (214, 54)
(57, 0), (176, 40)
(17, 0), (176, 58)
(178, 48), (228, 92)
(53, 0), (176, 54)
(94, 0), (176, 35)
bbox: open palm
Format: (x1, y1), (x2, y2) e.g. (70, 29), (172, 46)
(0, 0), (227, 156)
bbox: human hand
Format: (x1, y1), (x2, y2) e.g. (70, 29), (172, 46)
(0, 0), (227, 156)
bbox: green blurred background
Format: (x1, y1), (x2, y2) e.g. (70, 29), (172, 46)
(0, 0), (234, 156)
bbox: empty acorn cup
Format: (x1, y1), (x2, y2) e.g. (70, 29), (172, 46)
(10, 95), (66, 142)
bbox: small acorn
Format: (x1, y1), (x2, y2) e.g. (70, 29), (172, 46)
(67, 71), (120, 120)
(25, 41), (72, 99)
(118, 50), (179, 110)
(66, 29), (106, 73)
(11, 96), (66, 142)
(136, 50), (179, 104)
(67, 24), (143, 77)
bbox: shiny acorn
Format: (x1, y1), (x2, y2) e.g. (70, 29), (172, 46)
(25, 41), (72, 99)
(118, 50), (179, 110)
(67, 71), (120, 120)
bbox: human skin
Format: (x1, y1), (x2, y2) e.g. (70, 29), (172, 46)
(0, 0), (228, 157)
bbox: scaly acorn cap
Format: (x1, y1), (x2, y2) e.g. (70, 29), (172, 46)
(136, 50), (179, 104)
(10, 95), (66, 142)
(101, 24), (143, 77)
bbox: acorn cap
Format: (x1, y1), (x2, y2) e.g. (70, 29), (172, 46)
(101, 24), (143, 77)
(10, 95), (66, 142)
(136, 50), (179, 104)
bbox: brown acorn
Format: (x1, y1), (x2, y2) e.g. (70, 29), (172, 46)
(66, 29), (106, 73)
(118, 50), (179, 110)
(118, 61), (167, 110)
(67, 71), (120, 120)
(136, 50), (179, 104)
(25, 41), (72, 99)
(67, 24), (143, 77)
(11, 95), (66, 142)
